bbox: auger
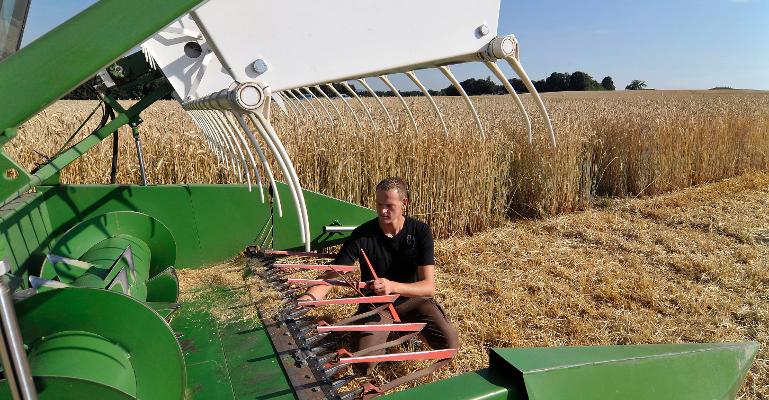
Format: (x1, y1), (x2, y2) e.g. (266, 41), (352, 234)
(0, 0), (759, 398)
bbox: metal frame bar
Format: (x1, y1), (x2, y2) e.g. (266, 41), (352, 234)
(265, 250), (335, 258)
(297, 294), (399, 307)
(314, 85), (345, 124)
(379, 75), (418, 133)
(325, 84), (362, 128)
(338, 349), (457, 364)
(356, 78), (396, 131)
(504, 55), (557, 146)
(484, 60), (532, 142)
(317, 323), (425, 333)
(405, 70), (448, 136)
(293, 88), (321, 119)
(250, 112), (312, 251)
(231, 112), (284, 217)
(439, 65), (485, 138)
(303, 87), (333, 124)
(341, 82), (376, 129)
(287, 278), (367, 289)
(275, 264), (356, 273)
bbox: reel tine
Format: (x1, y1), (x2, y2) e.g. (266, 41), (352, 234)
(484, 60), (533, 143)
(293, 88), (322, 120)
(222, 111), (265, 202)
(199, 110), (236, 174)
(439, 65), (485, 139)
(232, 112), (284, 217)
(211, 110), (252, 191)
(271, 93), (290, 117)
(356, 78), (396, 132)
(304, 87), (334, 125)
(250, 112), (312, 251)
(405, 70), (448, 136)
(192, 110), (227, 168)
(202, 110), (243, 181)
(278, 92), (301, 119)
(247, 110), (306, 239)
(286, 89), (313, 119)
(379, 75), (418, 133)
(341, 81), (376, 130)
(188, 110), (222, 162)
(325, 83), (362, 129)
(504, 55), (557, 147)
(314, 85), (345, 125)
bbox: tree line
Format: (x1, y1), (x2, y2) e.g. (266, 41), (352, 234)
(62, 72), (648, 100)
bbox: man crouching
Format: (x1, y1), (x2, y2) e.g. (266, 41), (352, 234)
(297, 177), (459, 375)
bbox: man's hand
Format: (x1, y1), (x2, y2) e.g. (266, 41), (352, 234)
(372, 278), (397, 295)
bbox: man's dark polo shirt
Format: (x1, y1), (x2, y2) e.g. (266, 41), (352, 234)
(333, 217), (435, 284)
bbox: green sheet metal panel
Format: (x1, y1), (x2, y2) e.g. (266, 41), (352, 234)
(490, 342), (759, 400)
(171, 285), (294, 400)
(382, 369), (525, 400)
(38, 183), (374, 269)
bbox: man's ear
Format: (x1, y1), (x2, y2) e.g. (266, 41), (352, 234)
(402, 196), (409, 208)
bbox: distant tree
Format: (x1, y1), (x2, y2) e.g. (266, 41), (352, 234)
(601, 76), (615, 91)
(568, 71), (602, 91)
(545, 72), (570, 92)
(508, 78), (527, 93)
(442, 77), (501, 96)
(625, 80), (647, 90)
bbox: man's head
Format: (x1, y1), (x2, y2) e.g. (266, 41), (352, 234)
(375, 177), (409, 224)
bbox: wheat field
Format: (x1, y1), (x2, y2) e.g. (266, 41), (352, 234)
(8, 90), (769, 238)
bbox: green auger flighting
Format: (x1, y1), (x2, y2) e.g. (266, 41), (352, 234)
(0, 0), (758, 398)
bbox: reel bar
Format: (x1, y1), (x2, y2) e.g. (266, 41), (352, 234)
(294, 88), (322, 120)
(275, 264), (356, 272)
(215, 110), (254, 192)
(264, 250), (336, 258)
(357, 78), (396, 131)
(193, 110), (230, 169)
(341, 81), (377, 129)
(201, 110), (240, 176)
(221, 111), (266, 201)
(303, 87), (334, 124)
(484, 60), (533, 143)
(325, 84), (362, 128)
(251, 112), (312, 251)
(379, 75), (419, 133)
(338, 349), (457, 364)
(439, 65), (485, 138)
(287, 278), (367, 289)
(314, 85), (345, 125)
(285, 89), (313, 119)
(208, 110), (250, 188)
(504, 55), (557, 147)
(405, 70), (448, 136)
(246, 111), (309, 245)
(279, 92), (301, 118)
(317, 323), (426, 333)
(188, 110), (221, 161)
(232, 112), (284, 217)
(297, 294), (399, 307)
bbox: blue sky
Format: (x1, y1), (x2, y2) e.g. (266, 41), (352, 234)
(20, 0), (769, 90)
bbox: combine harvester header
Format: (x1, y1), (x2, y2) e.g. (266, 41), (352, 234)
(0, 0), (758, 398)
